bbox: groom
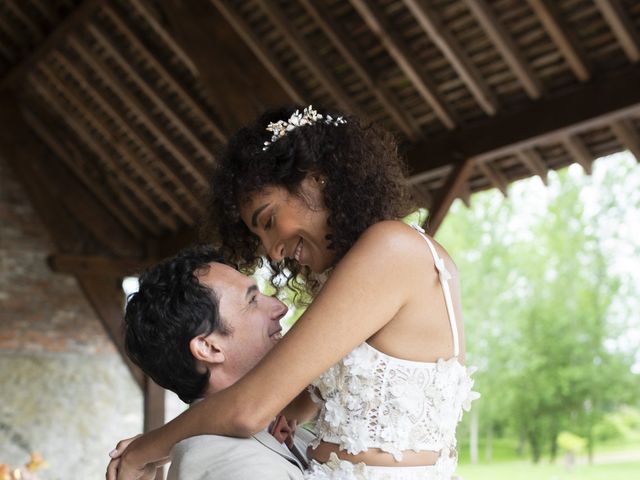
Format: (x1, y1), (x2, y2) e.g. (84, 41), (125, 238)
(123, 245), (313, 479)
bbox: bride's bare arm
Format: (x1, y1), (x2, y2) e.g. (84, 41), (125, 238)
(109, 222), (427, 480)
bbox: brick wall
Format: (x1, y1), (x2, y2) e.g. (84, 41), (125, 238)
(0, 155), (142, 479)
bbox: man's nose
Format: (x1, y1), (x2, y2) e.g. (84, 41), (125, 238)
(272, 298), (288, 320)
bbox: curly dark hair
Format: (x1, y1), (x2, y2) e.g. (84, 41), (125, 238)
(208, 105), (414, 300)
(123, 245), (229, 404)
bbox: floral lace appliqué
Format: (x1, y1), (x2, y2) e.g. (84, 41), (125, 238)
(309, 343), (479, 465)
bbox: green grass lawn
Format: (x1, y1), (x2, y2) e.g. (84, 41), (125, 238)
(456, 438), (640, 479)
(457, 459), (640, 480)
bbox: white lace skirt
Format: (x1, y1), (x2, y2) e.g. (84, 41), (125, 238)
(303, 453), (459, 480)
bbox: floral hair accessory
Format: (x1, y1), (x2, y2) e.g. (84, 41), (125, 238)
(262, 105), (346, 150)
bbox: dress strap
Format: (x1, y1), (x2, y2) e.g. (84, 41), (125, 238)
(409, 224), (460, 357)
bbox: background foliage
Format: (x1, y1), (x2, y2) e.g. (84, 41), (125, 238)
(436, 152), (640, 464)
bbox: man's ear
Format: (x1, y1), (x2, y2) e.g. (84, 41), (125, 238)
(189, 335), (225, 365)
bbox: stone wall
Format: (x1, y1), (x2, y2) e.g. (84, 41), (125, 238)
(0, 155), (142, 479)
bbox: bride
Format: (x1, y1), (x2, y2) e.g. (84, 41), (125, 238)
(108, 106), (479, 480)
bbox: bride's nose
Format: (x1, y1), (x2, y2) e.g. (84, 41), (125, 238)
(267, 239), (285, 262)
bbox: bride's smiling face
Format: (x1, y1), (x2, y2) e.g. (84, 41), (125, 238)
(239, 177), (335, 273)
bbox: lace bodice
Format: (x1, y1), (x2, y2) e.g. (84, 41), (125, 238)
(308, 224), (479, 462)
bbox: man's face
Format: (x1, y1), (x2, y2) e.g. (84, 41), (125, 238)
(198, 262), (288, 386)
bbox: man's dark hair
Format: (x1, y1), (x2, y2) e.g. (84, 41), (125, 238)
(124, 245), (228, 404)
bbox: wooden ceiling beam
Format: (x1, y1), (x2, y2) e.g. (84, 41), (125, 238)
(102, 4), (226, 143)
(256, 0), (366, 118)
(68, 35), (209, 188)
(300, 0), (419, 139)
(426, 157), (475, 235)
(610, 119), (640, 163)
(406, 65), (640, 177)
(403, 0), (498, 116)
(39, 62), (190, 229)
(33, 68), (178, 230)
(209, 0), (305, 106)
(0, 0), (101, 90)
(5, 1), (42, 42)
(0, 39), (15, 62)
(464, 0), (543, 100)
(78, 274), (145, 390)
(477, 160), (509, 197)
(52, 51), (205, 217)
(349, 0), (457, 130)
(147, 228), (201, 261)
(29, 77), (164, 235)
(1, 97), (146, 393)
(87, 23), (215, 168)
(23, 109), (143, 239)
(0, 96), (90, 252)
(527, 0), (590, 82)
(595, 0), (640, 63)
(563, 135), (593, 174)
(48, 253), (155, 278)
(518, 148), (549, 185)
(129, 0), (199, 76)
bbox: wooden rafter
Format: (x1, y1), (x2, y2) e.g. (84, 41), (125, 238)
(464, 0), (543, 99)
(0, 38), (15, 62)
(518, 148), (549, 185)
(34, 68), (179, 230)
(610, 119), (640, 163)
(209, 0), (305, 105)
(563, 135), (593, 174)
(4, 1), (42, 42)
(48, 253), (154, 278)
(67, 35), (209, 188)
(527, 0), (590, 82)
(51, 51), (205, 217)
(0, 93), (142, 258)
(79, 274), (145, 389)
(256, 0), (365, 118)
(426, 157), (475, 235)
(129, 0), (199, 76)
(143, 378), (166, 435)
(39, 62), (192, 228)
(0, 11), (26, 49)
(147, 228), (201, 261)
(403, 0), (498, 116)
(29, 77), (164, 235)
(406, 66), (640, 176)
(477, 160), (509, 197)
(87, 23), (215, 167)
(0, 0), (101, 89)
(349, 0), (457, 130)
(595, 0), (640, 63)
(0, 93), (146, 390)
(299, 0), (419, 139)
(102, 4), (226, 143)
(23, 109), (142, 239)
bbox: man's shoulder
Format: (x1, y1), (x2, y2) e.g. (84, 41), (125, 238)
(168, 434), (304, 480)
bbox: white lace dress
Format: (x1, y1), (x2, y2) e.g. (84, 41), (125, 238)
(303, 225), (479, 480)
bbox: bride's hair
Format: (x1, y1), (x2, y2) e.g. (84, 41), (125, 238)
(206, 105), (413, 302)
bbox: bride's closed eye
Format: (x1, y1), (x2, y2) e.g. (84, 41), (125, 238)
(264, 214), (274, 231)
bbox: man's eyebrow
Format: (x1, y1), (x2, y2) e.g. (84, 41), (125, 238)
(251, 204), (270, 228)
(245, 284), (259, 300)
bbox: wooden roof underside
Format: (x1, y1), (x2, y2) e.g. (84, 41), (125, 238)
(1, 0), (640, 394)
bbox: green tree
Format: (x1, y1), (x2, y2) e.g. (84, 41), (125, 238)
(438, 153), (640, 463)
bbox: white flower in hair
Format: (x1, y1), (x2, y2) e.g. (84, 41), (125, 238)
(262, 105), (346, 150)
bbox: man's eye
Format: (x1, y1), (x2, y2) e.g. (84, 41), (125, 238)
(250, 294), (258, 304)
